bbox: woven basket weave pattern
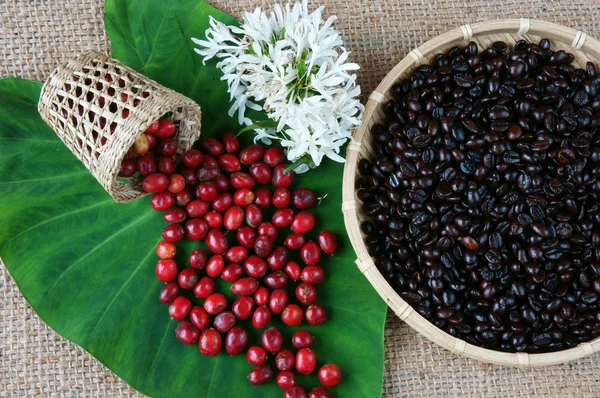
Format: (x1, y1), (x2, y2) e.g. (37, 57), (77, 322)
(343, 19), (600, 367)
(38, 51), (202, 203)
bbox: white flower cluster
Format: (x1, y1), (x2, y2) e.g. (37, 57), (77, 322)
(192, 0), (363, 172)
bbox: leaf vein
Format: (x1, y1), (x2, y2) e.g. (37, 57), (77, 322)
(172, 13), (200, 95)
(329, 304), (378, 319)
(0, 198), (114, 247)
(39, 212), (154, 305)
(86, 246), (155, 343)
(0, 170), (89, 185)
(142, 320), (171, 391)
(139, 10), (169, 71)
(205, 354), (220, 397)
(0, 137), (60, 143)
(104, 12), (145, 65)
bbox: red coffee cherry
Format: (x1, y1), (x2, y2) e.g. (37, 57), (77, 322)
(261, 327), (283, 354)
(232, 296), (254, 320)
(177, 268), (198, 289)
(291, 212), (316, 234)
(218, 153), (241, 173)
(282, 304), (304, 326)
(142, 173), (168, 193)
(254, 286), (270, 306)
(206, 255), (225, 278)
(275, 349), (296, 371)
(237, 226), (258, 249)
(223, 131), (240, 153)
(156, 259), (177, 282)
(151, 191), (175, 211)
(214, 311), (236, 333)
(252, 306), (272, 329)
(318, 364), (342, 387)
(250, 162), (272, 184)
(155, 119), (176, 138)
(247, 365), (273, 386)
(296, 283), (318, 305)
(162, 224), (185, 243)
(284, 233), (306, 250)
(199, 328), (222, 356)
(273, 187), (291, 208)
(167, 174), (186, 193)
(254, 187), (272, 207)
(193, 276), (214, 299)
(221, 263), (244, 283)
(169, 296), (191, 320)
(292, 188), (317, 209)
(292, 330), (314, 349)
(175, 320), (200, 345)
(182, 149), (203, 168)
(295, 348), (317, 375)
(318, 230), (338, 255)
(231, 277), (259, 296)
(164, 208), (187, 224)
(246, 345), (268, 366)
(200, 138), (224, 156)
(272, 208), (294, 228)
(190, 306), (210, 331)
(240, 144), (265, 165)
(301, 265), (325, 284)
(277, 371), (296, 389)
(284, 261), (302, 281)
(258, 222), (278, 241)
(196, 182), (218, 202)
(269, 289), (288, 314)
(189, 248), (208, 269)
(204, 293), (227, 315)
(272, 164), (294, 187)
(300, 241), (321, 265)
(159, 282), (180, 303)
(233, 188), (256, 207)
(264, 147), (285, 167)
(305, 304), (327, 326)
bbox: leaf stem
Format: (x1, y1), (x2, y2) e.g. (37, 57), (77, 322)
(283, 154), (314, 174)
(236, 120), (279, 137)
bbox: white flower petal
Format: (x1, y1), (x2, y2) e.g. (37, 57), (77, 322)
(192, 1), (363, 171)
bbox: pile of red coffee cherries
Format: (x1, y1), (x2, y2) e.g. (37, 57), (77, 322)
(140, 122), (342, 397)
(118, 118), (180, 177)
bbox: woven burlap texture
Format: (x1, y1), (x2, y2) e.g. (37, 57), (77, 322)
(1, 0), (600, 396)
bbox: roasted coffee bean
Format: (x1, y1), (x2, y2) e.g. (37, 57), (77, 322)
(361, 38), (600, 354)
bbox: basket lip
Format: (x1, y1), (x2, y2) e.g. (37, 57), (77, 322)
(37, 50), (202, 204)
(342, 18), (600, 367)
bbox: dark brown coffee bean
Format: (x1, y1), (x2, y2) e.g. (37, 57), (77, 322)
(454, 74), (474, 88)
(532, 333), (551, 347)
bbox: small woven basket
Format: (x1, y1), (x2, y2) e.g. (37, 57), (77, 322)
(342, 19), (600, 367)
(38, 51), (202, 203)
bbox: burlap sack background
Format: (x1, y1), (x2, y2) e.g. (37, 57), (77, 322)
(2, 0), (600, 396)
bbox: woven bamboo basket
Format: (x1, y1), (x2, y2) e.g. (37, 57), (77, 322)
(342, 19), (600, 367)
(38, 51), (202, 203)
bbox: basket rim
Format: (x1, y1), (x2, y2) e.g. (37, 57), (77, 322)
(37, 51), (202, 203)
(342, 18), (600, 367)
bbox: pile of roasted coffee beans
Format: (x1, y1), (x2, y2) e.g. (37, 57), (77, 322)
(358, 38), (600, 353)
(147, 130), (342, 397)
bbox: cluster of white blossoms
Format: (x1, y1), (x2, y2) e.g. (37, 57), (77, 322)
(192, 0), (363, 172)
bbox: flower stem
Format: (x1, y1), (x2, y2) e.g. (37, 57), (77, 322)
(283, 154), (314, 174)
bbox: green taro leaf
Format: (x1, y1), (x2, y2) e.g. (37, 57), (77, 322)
(0, 1), (387, 397)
